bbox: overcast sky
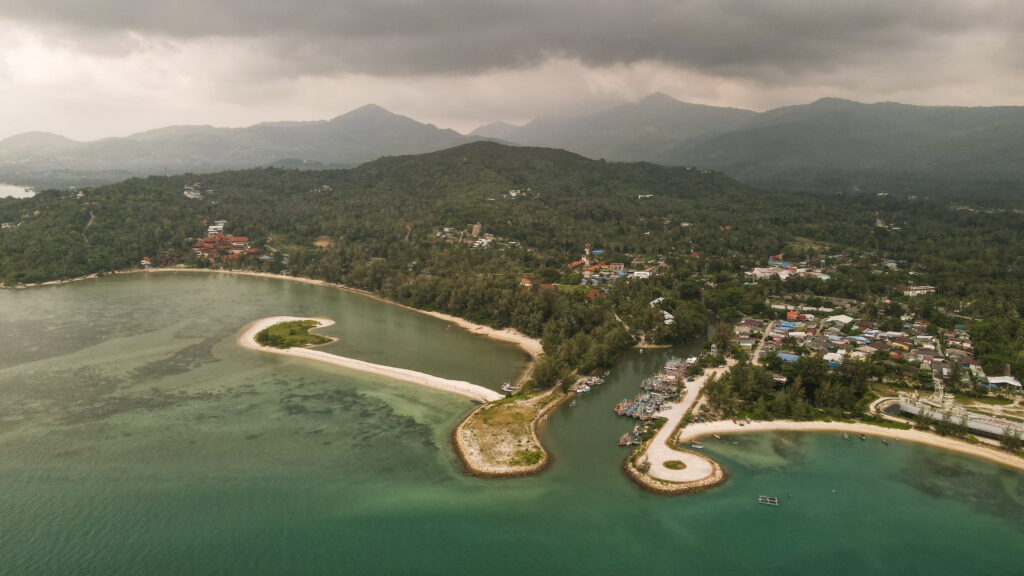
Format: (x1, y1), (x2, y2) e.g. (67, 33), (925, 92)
(1, 0), (1022, 140)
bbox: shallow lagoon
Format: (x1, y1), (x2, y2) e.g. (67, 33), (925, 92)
(0, 274), (1020, 575)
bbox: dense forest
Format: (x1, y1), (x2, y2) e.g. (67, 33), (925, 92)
(1, 141), (1022, 391)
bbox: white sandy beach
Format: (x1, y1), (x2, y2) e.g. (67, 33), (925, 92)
(678, 419), (1024, 472)
(238, 316), (503, 404)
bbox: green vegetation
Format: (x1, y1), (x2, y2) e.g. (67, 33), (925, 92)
(663, 460), (686, 470)
(255, 320), (331, 349)
(956, 394), (1014, 406)
(2, 141), (1023, 381)
(508, 448), (543, 467)
(642, 417), (668, 442)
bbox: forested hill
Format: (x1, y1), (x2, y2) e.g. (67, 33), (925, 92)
(0, 104), (475, 189)
(1, 141), (1022, 377)
(0, 141), (761, 284)
(474, 95), (1024, 199)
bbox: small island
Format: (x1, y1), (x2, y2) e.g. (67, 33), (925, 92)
(255, 319), (333, 348)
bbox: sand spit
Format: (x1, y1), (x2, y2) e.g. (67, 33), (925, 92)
(238, 316), (503, 404)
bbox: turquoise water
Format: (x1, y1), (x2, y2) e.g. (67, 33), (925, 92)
(0, 274), (1021, 575)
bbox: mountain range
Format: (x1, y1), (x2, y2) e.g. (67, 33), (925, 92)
(3, 95), (1023, 196)
(0, 105), (473, 188)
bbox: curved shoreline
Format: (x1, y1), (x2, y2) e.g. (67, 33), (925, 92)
(625, 361), (734, 494)
(144, 268), (543, 361)
(6, 267), (543, 364)
(452, 388), (568, 478)
(678, 419), (1024, 472)
(238, 316), (503, 404)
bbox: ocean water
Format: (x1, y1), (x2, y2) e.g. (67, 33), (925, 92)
(0, 184), (33, 199)
(0, 274), (1020, 575)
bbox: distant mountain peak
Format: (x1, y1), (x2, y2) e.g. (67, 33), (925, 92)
(470, 121), (522, 139)
(0, 131), (80, 146)
(334, 103), (396, 121)
(639, 92), (680, 104)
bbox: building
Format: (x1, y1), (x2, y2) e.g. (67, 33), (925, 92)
(746, 267), (791, 280)
(895, 284), (936, 297)
(183, 184), (203, 199)
(985, 376), (1022, 393)
(207, 220), (227, 237)
(825, 314), (856, 326)
(900, 384), (1024, 436)
(471, 223), (482, 238)
(192, 234), (258, 260)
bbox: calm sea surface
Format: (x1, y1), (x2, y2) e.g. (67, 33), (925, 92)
(0, 274), (1020, 575)
(0, 184), (33, 198)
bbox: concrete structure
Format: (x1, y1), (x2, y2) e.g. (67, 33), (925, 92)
(899, 383), (1024, 438)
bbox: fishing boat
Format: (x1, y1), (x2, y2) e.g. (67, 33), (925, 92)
(689, 441), (705, 449)
(758, 495), (779, 506)
(577, 384), (591, 394)
(713, 434), (722, 440)
(618, 433), (633, 446)
(500, 382), (515, 393)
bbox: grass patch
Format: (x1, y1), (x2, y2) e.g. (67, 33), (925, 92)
(256, 320), (331, 348)
(642, 417), (668, 442)
(508, 448), (543, 466)
(664, 460), (686, 470)
(955, 393), (1014, 406)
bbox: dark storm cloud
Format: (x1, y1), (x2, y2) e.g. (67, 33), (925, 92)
(4, 0), (1021, 79)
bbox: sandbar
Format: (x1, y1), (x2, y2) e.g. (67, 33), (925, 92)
(238, 316), (503, 404)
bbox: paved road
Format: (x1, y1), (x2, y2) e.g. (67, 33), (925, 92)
(642, 360), (735, 483)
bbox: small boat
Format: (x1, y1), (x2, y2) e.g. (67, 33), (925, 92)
(882, 438), (889, 446)
(500, 382), (515, 393)
(860, 434), (866, 441)
(577, 384), (591, 394)
(758, 495), (779, 506)
(843, 433), (849, 440)
(618, 433), (633, 446)
(713, 434), (722, 440)
(689, 442), (704, 449)
(570, 399), (577, 407)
